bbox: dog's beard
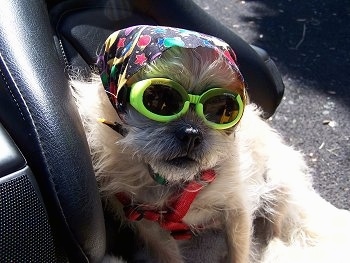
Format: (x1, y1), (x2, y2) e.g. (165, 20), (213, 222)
(117, 47), (241, 183)
(117, 109), (235, 182)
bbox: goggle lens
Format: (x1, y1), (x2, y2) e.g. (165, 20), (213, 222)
(143, 84), (184, 116)
(203, 94), (240, 124)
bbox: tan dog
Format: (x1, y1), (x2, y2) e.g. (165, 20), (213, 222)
(71, 26), (350, 263)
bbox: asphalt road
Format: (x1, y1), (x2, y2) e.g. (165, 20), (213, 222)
(194, 0), (350, 210)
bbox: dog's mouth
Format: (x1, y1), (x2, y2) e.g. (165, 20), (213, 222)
(147, 152), (210, 183)
(165, 156), (197, 167)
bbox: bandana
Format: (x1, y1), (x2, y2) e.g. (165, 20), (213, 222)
(97, 25), (246, 112)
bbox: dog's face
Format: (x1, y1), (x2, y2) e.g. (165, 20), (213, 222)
(116, 47), (244, 183)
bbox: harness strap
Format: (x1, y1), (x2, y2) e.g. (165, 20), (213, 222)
(115, 169), (216, 240)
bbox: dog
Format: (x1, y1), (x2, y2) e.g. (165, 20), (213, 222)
(71, 25), (350, 263)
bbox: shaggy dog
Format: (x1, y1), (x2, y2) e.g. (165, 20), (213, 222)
(71, 25), (350, 263)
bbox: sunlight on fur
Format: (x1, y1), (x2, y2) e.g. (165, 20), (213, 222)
(71, 44), (350, 263)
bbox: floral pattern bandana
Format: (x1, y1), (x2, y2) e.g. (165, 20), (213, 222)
(97, 25), (246, 108)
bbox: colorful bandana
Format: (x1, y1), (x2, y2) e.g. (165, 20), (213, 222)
(97, 25), (246, 110)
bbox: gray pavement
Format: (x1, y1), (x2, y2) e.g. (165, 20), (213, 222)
(194, 0), (350, 210)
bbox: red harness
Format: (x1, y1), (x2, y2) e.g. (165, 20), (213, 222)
(115, 169), (216, 240)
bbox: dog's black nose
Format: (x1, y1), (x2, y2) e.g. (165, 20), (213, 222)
(175, 126), (202, 153)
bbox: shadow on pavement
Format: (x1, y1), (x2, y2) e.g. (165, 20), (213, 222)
(238, 0), (350, 104)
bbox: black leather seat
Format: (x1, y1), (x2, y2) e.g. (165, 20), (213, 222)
(0, 0), (284, 262)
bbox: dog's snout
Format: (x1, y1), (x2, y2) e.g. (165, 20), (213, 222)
(175, 126), (203, 153)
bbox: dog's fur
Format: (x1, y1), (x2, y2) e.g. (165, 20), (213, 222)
(71, 47), (350, 263)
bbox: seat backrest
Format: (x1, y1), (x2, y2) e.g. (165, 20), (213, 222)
(48, 0), (284, 118)
(0, 0), (106, 262)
